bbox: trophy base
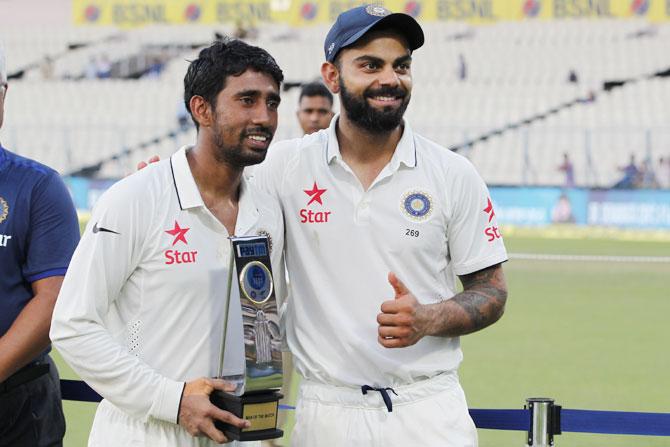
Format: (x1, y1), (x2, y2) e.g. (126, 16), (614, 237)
(210, 389), (284, 441)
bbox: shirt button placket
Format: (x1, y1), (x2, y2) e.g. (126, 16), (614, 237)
(357, 195), (371, 224)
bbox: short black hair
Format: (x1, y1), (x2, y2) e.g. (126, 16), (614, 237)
(184, 39), (284, 129)
(299, 82), (333, 106)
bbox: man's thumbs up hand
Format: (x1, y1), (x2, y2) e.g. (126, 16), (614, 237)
(377, 273), (430, 348)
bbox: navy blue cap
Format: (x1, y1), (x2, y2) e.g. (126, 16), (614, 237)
(324, 5), (424, 62)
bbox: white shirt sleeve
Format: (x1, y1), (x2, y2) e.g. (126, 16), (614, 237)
(251, 138), (300, 200)
(251, 139), (299, 351)
(50, 173), (184, 424)
(447, 160), (508, 276)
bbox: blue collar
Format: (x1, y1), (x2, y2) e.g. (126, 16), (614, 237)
(0, 144), (7, 171)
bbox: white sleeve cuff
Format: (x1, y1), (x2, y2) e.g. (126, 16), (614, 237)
(453, 252), (509, 276)
(149, 378), (186, 424)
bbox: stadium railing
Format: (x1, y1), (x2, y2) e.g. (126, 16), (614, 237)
(61, 380), (670, 446)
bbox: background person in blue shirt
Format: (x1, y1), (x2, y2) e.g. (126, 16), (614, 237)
(0, 46), (80, 447)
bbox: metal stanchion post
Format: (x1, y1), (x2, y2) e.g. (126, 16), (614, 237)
(526, 397), (561, 446)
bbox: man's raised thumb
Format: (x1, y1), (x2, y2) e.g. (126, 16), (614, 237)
(388, 272), (409, 298)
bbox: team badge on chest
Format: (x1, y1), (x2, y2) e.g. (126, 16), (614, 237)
(256, 229), (273, 254)
(400, 190), (434, 222)
(0, 197), (8, 224)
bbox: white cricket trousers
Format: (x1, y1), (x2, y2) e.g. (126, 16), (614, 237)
(291, 372), (477, 447)
(88, 399), (261, 447)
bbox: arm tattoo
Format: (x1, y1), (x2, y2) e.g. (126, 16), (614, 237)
(424, 263), (507, 337)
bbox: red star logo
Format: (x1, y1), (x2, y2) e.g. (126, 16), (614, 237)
(165, 220), (190, 246)
(304, 182), (327, 206)
(483, 198), (496, 223)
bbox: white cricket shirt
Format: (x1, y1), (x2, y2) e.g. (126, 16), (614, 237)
(51, 147), (285, 426)
(253, 117), (507, 388)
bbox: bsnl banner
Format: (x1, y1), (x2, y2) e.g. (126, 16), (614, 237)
(73, 0), (670, 26)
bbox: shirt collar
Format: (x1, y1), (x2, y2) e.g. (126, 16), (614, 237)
(0, 144), (8, 171)
(170, 146), (203, 210)
(235, 176), (260, 236)
(325, 114), (417, 169)
(169, 146), (259, 234)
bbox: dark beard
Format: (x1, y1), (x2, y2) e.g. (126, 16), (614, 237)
(212, 125), (273, 168)
(339, 79), (409, 134)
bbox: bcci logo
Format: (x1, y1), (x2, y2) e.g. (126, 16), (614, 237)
(257, 229), (273, 254)
(400, 190), (433, 222)
(0, 197), (8, 224)
(366, 5), (390, 16)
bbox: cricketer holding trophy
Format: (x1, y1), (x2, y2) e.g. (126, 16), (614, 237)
(51, 39), (287, 446)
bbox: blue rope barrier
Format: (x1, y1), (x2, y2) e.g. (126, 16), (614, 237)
(469, 409), (529, 431)
(60, 380), (670, 437)
(562, 409), (670, 437)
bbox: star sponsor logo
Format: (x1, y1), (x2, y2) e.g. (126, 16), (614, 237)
(300, 182), (331, 223)
(484, 197), (496, 222)
(400, 190), (433, 222)
(164, 220), (197, 265)
(165, 220), (189, 245)
(0, 196), (8, 224)
(483, 197), (502, 242)
(304, 182), (327, 206)
(0, 234), (11, 247)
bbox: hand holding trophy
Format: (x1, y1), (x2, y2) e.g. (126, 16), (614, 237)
(211, 236), (284, 442)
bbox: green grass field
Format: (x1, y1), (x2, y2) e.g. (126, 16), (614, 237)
(54, 227), (670, 446)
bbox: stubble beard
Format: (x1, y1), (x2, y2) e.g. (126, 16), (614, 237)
(211, 124), (272, 169)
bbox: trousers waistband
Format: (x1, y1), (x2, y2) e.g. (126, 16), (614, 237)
(299, 372), (459, 410)
(0, 361), (50, 394)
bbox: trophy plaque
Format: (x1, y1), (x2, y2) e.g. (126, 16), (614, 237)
(211, 236), (283, 441)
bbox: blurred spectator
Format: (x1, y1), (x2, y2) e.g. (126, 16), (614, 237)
(613, 154), (640, 189)
(567, 68), (579, 84)
(143, 56), (164, 79)
(551, 193), (575, 223)
(96, 54), (112, 79)
(176, 99), (190, 131)
(659, 156), (670, 188)
(457, 53), (467, 81)
(296, 82), (334, 135)
(233, 20), (258, 40)
(638, 157), (659, 189)
(557, 152), (575, 187)
(84, 56), (97, 79)
(577, 90), (596, 104)
(39, 56), (54, 79)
